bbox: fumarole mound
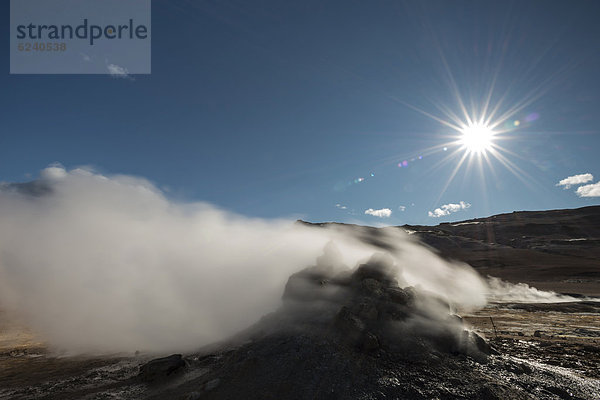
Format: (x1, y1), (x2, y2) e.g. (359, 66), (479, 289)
(143, 249), (545, 400)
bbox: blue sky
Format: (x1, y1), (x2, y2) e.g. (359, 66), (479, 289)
(2, 0), (600, 225)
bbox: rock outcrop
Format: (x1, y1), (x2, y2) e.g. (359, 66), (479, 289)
(142, 249), (512, 400)
(278, 249), (492, 360)
(139, 354), (186, 383)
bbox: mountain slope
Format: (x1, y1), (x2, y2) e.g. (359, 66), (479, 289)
(302, 205), (600, 296)
(403, 206), (600, 296)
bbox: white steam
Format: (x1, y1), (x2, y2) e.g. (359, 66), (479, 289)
(486, 277), (582, 303)
(0, 166), (488, 353)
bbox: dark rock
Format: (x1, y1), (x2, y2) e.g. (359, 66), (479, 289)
(380, 302), (410, 321)
(354, 299), (379, 320)
(472, 331), (495, 355)
(534, 330), (542, 338)
(138, 354), (186, 383)
(205, 378), (220, 391)
(477, 385), (504, 400)
(446, 330), (496, 361)
(545, 386), (572, 398)
(282, 268), (333, 302)
(334, 306), (364, 344)
(506, 361), (532, 375)
(386, 287), (414, 305)
(282, 243), (347, 303)
(186, 391), (201, 400)
(360, 278), (385, 297)
(362, 332), (380, 351)
(352, 253), (397, 285)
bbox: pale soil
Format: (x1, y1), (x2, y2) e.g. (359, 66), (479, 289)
(464, 301), (600, 379)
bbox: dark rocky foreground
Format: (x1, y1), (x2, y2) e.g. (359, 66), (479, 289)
(4, 297), (599, 400)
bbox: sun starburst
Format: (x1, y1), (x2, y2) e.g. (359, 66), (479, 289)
(397, 92), (539, 207)
(459, 122), (495, 154)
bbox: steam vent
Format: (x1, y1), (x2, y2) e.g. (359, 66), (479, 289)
(278, 248), (493, 360)
(144, 246), (549, 400)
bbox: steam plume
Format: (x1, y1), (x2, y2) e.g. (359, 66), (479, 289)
(486, 277), (584, 303)
(0, 166), (487, 353)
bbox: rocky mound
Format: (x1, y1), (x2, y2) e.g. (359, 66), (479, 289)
(140, 248), (525, 400)
(275, 247), (492, 360)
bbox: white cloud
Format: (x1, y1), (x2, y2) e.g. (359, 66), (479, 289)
(398, 205), (406, 212)
(365, 208), (392, 218)
(428, 201), (471, 218)
(107, 64), (131, 79)
(335, 204), (347, 210)
(556, 173), (593, 189)
(576, 182), (600, 197)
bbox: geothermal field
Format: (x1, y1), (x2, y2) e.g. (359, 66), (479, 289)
(4, 1), (600, 399)
(0, 170), (598, 399)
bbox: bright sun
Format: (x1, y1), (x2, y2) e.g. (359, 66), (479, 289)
(459, 123), (495, 154)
